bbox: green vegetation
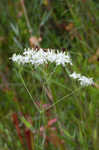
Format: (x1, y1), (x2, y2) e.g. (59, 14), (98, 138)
(0, 0), (99, 150)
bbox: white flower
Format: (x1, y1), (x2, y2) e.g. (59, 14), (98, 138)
(55, 52), (72, 66)
(11, 54), (24, 64)
(11, 48), (72, 67)
(69, 72), (94, 86)
(78, 76), (94, 86)
(69, 72), (81, 79)
(30, 49), (47, 66)
(46, 49), (57, 63)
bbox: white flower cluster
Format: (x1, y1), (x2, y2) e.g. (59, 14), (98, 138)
(11, 48), (72, 66)
(69, 72), (94, 86)
(11, 48), (94, 87)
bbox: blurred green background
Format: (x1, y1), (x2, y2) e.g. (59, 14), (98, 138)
(0, 0), (99, 150)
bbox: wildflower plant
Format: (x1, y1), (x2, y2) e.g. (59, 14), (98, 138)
(10, 45), (98, 150)
(11, 47), (95, 115)
(1, 0), (99, 149)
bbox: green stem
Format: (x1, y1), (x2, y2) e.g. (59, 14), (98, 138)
(19, 71), (40, 113)
(41, 86), (82, 113)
